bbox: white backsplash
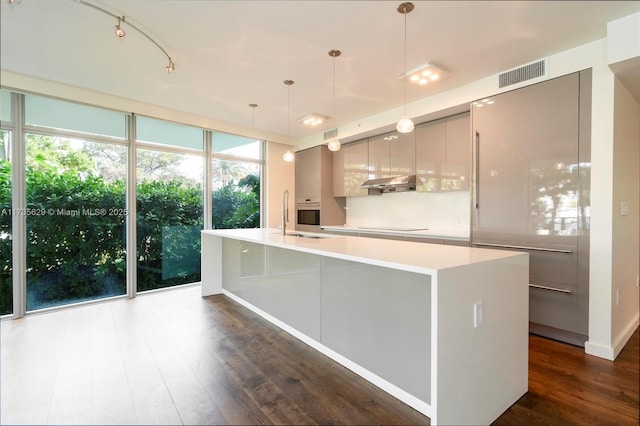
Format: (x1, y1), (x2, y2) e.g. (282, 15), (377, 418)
(345, 191), (471, 232)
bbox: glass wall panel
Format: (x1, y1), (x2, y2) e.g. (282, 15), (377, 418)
(136, 148), (203, 292)
(25, 133), (127, 311)
(212, 131), (261, 159)
(212, 159), (260, 229)
(24, 95), (126, 139)
(136, 116), (203, 150)
(0, 90), (11, 122)
(0, 130), (12, 315)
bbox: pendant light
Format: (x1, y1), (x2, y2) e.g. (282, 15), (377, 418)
(282, 80), (295, 163)
(397, 2), (415, 134)
(327, 49), (342, 152)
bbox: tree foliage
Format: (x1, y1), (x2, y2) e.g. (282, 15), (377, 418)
(0, 136), (260, 314)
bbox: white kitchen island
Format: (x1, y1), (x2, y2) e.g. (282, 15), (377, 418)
(201, 228), (529, 425)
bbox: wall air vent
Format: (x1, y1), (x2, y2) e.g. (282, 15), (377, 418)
(498, 59), (547, 88)
(323, 128), (338, 141)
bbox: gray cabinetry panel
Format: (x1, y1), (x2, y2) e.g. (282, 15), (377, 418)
(333, 139), (369, 197)
(321, 256), (431, 402)
(369, 130), (415, 179)
(222, 239), (322, 340)
(472, 73), (580, 240)
(471, 71), (591, 344)
(416, 112), (470, 192)
(295, 146), (321, 199)
(416, 118), (446, 192)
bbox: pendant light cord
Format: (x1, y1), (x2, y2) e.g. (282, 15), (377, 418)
(403, 5), (408, 117)
(333, 54), (337, 129)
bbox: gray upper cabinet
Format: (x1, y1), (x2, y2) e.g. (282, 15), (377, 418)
(333, 139), (369, 197)
(295, 145), (322, 199)
(368, 130), (415, 180)
(416, 118), (446, 191)
(416, 112), (470, 192)
(443, 112), (471, 191)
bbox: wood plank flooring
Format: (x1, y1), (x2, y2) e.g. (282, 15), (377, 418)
(1, 283), (638, 425)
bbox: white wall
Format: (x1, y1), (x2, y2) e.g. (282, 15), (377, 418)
(265, 142), (295, 229)
(610, 78), (640, 357)
(345, 191), (470, 233)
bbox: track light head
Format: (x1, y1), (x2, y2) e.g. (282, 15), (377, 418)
(114, 16), (126, 37)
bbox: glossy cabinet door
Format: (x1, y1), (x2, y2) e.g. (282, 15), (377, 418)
(443, 112), (471, 191)
(415, 118), (446, 191)
(472, 73), (580, 243)
(295, 146), (321, 199)
(333, 139), (369, 197)
(416, 113), (470, 192)
(471, 71), (591, 345)
(368, 131), (415, 180)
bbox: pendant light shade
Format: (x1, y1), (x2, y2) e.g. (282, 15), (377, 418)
(283, 80), (295, 163)
(397, 2), (414, 134)
(327, 49), (342, 152)
(327, 138), (341, 152)
(397, 117), (415, 133)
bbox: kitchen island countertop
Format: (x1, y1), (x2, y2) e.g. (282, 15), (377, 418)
(202, 228), (514, 275)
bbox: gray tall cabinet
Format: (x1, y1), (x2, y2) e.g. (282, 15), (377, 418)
(471, 71), (592, 346)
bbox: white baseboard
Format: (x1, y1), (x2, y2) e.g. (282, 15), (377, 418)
(585, 313), (640, 361)
(613, 313), (640, 359)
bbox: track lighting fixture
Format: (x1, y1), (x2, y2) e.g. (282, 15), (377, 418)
(396, 2), (415, 134)
(77, 0), (175, 74)
(114, 16), (126, 37)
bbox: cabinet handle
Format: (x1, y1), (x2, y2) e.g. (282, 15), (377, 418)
(529, 283), (572, 294)
(475, 131), (480, 209)
(473, 242), (573, 253)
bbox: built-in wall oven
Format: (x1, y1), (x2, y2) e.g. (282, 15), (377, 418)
(296, 197), (321, 232)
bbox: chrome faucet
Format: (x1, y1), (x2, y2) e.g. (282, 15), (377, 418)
(281, 189), (289, 235)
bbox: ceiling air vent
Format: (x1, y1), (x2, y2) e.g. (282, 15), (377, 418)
(499, 59), (546, 88)
(323, 128), (338, 140)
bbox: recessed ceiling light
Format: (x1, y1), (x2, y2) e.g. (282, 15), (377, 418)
(399, 62), (446, 87)
(298, 113), (329, 127)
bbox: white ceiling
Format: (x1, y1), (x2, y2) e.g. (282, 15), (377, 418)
(1, 0), (639, 141)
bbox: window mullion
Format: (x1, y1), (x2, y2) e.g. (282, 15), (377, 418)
(126, 114), (137, 298)
(11, 92), (26, 318)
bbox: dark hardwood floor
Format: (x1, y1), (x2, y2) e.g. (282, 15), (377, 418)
(1, 284), (638, 425)
(495, 326), (639, 425)
(203, 294), (639, 426)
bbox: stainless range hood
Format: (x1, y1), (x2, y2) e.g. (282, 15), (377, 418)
(360, 175), (416, 195)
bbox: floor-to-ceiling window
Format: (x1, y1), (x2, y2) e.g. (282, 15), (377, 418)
(0, 127), (11, 315)
(135, 116), (204, 292)
(0, 90), (265, 317)
(23, 95), (128, 311)
(0, 90), (12, 316)
(211, 131), (262, 229)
